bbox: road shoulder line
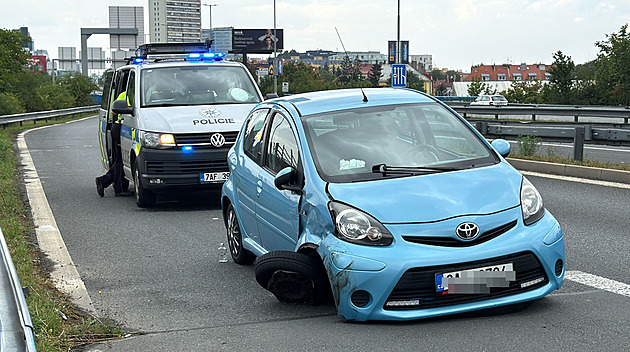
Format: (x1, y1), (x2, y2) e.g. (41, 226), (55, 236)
(17, 122), (95, 315)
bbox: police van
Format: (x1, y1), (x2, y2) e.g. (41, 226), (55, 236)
(98, 42), (263, 207)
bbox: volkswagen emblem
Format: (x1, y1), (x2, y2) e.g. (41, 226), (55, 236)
(456, 222), (480, 240)
(210, 133), (225, 148)
(199, 108), (221, 118)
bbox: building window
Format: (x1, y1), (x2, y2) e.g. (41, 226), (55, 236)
(528, 73), (538, 80)
(498, 73), (506, 81)
(481, 74), (490, 81)
(512, 73), (522, 81)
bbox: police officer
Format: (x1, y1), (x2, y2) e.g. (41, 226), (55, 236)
(95, 92), (133, 197)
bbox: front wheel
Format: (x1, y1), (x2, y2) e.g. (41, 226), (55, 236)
(133, 159), (156, 208)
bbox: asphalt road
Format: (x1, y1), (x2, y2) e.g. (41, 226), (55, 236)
(22, 116), (630, 351)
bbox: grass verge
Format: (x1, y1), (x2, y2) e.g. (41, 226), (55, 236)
(0, 114), (127, 351)
(510, 153), (630, 172)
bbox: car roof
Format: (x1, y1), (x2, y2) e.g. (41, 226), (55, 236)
(272, 88), (436, 116)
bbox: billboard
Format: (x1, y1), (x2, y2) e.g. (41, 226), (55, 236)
(388, 40), (410, 64)
(232, 29), (284, 54)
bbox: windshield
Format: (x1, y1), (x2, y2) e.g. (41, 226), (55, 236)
(303, 103), (498, 183)
(140, 66), (261, 107)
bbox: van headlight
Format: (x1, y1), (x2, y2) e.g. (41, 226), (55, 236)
(329, 202), (393, 246)
(140, 131), (175, 148)
(521, 177), (544, 225)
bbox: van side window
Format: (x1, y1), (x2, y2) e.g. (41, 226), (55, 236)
(101, 70), (114, 110)
(242, 109), (269, 164)
(126, 71), (135, 105)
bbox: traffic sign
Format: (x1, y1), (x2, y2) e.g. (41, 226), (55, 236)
(392, 64), (406, 87)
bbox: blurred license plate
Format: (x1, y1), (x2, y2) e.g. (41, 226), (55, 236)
(436, 262), (514, 292)
(200, 172), (229, 183)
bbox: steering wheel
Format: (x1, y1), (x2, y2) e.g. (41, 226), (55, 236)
(402, 144), (440, 164)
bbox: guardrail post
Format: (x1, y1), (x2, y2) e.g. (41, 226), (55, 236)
(573, 126), (585, 161)
(532, 114), (536, 122)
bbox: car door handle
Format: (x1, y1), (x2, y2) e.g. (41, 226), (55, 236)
(256, 180), (263, 197)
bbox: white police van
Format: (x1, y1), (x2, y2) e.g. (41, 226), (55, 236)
(98, 42), (263, 207)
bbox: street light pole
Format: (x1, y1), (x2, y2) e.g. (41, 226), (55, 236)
(202, 3), (218, 41)
(273, 0), (278, 95)
(396, 0), (400, 64)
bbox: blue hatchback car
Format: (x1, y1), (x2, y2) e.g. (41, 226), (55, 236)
(221, 88), (565, 321)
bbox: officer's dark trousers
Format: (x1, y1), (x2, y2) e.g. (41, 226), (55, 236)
(101, 123), (124, 193)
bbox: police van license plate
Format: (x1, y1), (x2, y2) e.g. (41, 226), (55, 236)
(200, 172), (229, 183)
(435, 262), (514, 292)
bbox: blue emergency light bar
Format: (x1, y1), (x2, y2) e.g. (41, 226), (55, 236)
(186, 52), (226, 61)
(133, 58), (144, 65)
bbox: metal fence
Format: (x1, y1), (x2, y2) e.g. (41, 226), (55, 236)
(0, 227), (37, 351)
(0, 105), (99, 129)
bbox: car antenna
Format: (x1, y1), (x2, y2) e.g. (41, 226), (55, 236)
(335, 27), (368, 102)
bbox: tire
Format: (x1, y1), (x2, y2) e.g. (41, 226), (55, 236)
(254, 251), (331, 304)
(225, 204), (255, 264)
(133, 159), (156, 208)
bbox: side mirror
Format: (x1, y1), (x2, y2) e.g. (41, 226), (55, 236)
(112, 99), (133, 116)
(265, 93), (279, 100)
(491, 139), (511, 158)
(274, 167), (301, 192)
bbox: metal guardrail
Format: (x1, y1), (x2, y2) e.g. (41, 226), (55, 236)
(0, 105), (99, 129)
(445, 102), (630, 124)
(0, 227), (37, 351)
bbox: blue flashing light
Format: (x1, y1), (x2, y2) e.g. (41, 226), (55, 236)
(133, 58), (144, 65)
(186, 52), (225, 61)
(182, 145), (193, 154)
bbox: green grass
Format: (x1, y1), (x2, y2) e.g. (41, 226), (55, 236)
(510, 153), (630, 172)
(1, 113), (128, 351)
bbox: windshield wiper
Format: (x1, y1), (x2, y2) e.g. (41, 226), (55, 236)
(371, 163), (461, 176)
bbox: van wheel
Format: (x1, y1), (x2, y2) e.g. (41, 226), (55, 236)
(226, 204), (256, 264)
(254, 251), (330, 304)
(133, 160), (156, 208)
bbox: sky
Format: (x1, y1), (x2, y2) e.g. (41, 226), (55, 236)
(2, 0), (630, 72)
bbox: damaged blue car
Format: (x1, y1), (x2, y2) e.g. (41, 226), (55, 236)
(221, 88), (565, 321)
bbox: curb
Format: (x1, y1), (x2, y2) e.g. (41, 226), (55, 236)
(507, 158), (630, 184)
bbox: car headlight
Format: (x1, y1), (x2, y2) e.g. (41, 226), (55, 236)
(329, 202), (393, 246)
(521, 177), (544, 225)
(140, 131), (175, 148)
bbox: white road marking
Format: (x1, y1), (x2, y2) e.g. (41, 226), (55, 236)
(521, 170), (630, 189)
(565, 270), (630, 298)
(18, 122), (96, 314)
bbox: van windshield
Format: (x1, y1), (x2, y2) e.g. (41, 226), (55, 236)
(140, 66), (261, 107)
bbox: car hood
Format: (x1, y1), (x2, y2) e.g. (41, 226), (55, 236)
(326, 163), (522, 223)
(135, 104), (255, 133)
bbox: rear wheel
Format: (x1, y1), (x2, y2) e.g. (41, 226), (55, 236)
(225, 204), (255, 264)
(133, 159), (156, 208)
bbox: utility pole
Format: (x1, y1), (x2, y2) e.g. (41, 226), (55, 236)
(396, 0), (400, 64)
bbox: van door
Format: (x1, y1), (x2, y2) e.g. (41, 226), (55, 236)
(98, 69), (115, 170)
(119, 70), (136, 178)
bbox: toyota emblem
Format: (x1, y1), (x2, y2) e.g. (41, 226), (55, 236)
(210, 133), (226, 147)
(456, 222), (480, 240)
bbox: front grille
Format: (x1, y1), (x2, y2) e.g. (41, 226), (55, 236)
(402, 220), (517, 247)
(384, 251), (548, 310)
(146, 160), (229, 174)
(174, 131), (239, 147)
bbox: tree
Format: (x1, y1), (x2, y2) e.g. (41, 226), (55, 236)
(368, 62), (382, 87)
(467, 77), (487, 96)
(57, 73), (99, 106)
(430, 69), (446, 81)
(0, 29), (31, 92)
(407, 71), (426, 92)
(594, 24), (630, 105)
(547, 50), (575, 104)
(435, 83), (448, 96)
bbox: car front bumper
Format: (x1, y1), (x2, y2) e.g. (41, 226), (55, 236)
(318, 209), (565, 322)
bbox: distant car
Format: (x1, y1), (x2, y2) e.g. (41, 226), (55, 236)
(471, 94), (509, 106)
(221, 88), (565, 322)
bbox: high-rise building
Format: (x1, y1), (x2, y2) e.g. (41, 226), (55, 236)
(109, 6), (145, 50)
(19, 27), (33, 51)
(148, 0), (202, 43)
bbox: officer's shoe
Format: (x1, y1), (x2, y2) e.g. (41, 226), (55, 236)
(95, 177), (104, 197)
(115, 191), (133, 197)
